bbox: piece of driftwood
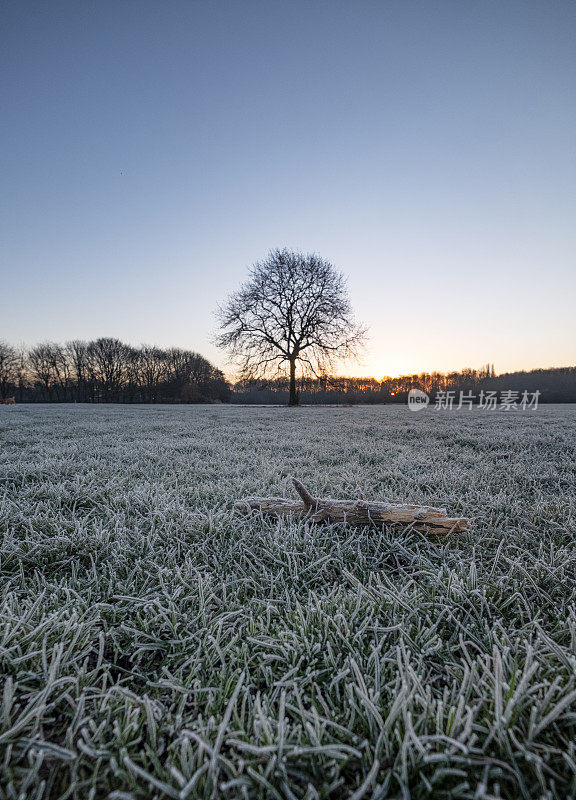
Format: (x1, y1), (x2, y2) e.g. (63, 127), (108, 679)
(235, 478), (468, 535)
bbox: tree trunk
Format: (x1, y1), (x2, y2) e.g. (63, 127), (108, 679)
(288, 359), (299, 406)
(236, 478), (468, 535)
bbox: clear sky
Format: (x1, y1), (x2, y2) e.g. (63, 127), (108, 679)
(1, 0), (575, 378)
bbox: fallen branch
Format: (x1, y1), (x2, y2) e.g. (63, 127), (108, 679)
(235, 478), (468, 535)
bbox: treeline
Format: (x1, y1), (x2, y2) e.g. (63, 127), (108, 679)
(2, 342), (575, 404)
(0, 339), (230, 403)
(232, 364), (576, 404)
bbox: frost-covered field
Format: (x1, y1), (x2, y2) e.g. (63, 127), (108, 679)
(1, 404), (576, 800)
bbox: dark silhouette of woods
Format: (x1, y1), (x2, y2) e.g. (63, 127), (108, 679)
(2, 338), (229, 403)
(231, 365), (576, 404)
(0, 341), (21, 401)
(217, 249), (366, 406)
(1, 337), (575, 404)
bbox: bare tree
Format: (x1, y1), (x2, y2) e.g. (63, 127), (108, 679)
(0, 341), (18, 400)
(47, 343), (72, 400)
(138, 345), (168, 403)
(66, 340), (90, 401)
(217, 248), (366, 405)
(28, 343), (64, 401)
(86, 338), (129, 401)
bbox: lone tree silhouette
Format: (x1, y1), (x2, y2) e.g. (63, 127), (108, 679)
(217, 248), (366, 406)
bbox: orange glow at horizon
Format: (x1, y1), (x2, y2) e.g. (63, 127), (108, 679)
(333, 352), (576, 382)
(221, 349), (576, 384)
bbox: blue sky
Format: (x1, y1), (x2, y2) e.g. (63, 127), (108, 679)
(1, 0), (575, 377)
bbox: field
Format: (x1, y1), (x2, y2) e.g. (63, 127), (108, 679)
(1, 404), (576, 800)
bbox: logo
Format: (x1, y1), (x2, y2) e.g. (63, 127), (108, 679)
(407, 389), (429, 412)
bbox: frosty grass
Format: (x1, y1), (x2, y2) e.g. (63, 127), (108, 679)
(1, 403), (576, 799)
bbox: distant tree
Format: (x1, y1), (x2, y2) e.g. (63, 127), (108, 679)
(137, 345), (168, 403)
(47, 343), (72, 400)
(86, 337), (130, 401)
(0, 341), (18, 400)
(123, 344), (142, 403)
(28, 343), (63, 401)
(65, 340), (90, 401)
(217, 248), (366, 405)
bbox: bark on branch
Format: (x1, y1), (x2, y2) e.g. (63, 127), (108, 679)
(235, 477), (468, 535)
